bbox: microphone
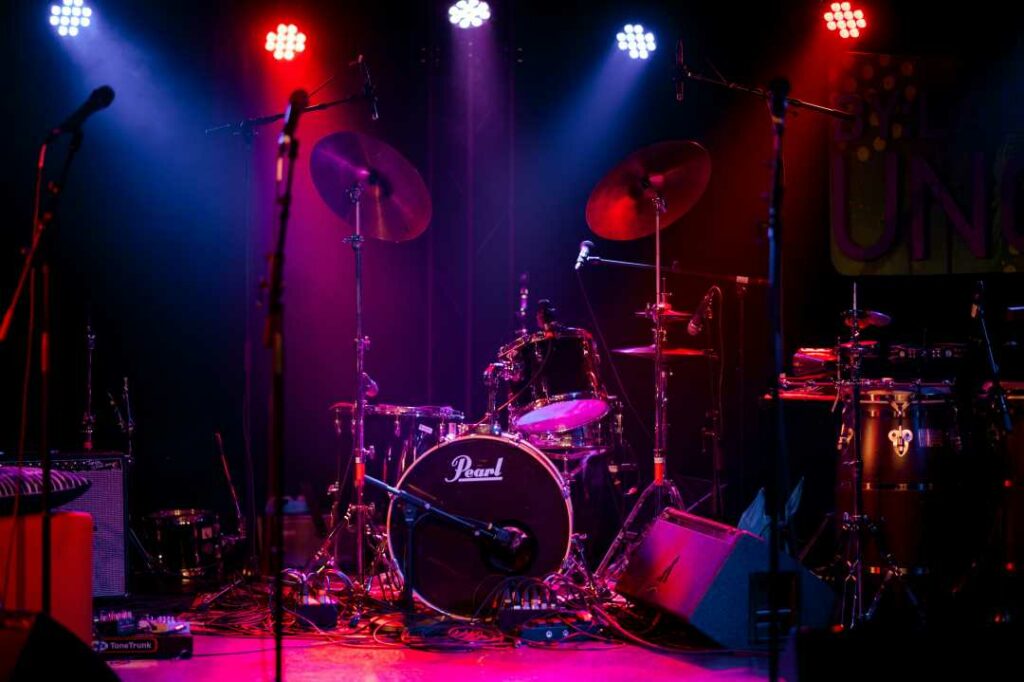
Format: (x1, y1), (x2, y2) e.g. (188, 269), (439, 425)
(355, 55), (380, 121)
(687, 287), (715, 336)
(48, 86), (115, 141)
(492, 525), (529, 553)
(675, 40), (685, 102)
(362, 372), (379, 399)
(281, 89), (309, 141)
(970, 280), (984, 319)
(575, 240), (594, 270)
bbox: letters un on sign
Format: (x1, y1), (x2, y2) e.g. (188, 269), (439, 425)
(829, 52), (1023, 275)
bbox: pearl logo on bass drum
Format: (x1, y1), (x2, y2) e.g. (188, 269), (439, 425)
(444, 455), (505, 483)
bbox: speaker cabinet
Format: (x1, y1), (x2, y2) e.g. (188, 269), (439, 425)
(6, 453), (128, 598)
(0, 611), (117, 682)
(616, 508), (835, 650)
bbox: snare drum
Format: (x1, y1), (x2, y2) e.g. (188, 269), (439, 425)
(499, 327), (609, 434)
(144, 508), (223, 579)
(525, 398), (623, 460)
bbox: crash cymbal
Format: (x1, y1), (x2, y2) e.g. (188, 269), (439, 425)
(841, 309), (891, 329)
(310, 131), (432, 242)
(612, 344), (707, 359)
(586, 140), (711, 240)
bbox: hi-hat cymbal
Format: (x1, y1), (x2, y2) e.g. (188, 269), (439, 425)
(634, 306), (692, 323)
(841, 309), (892, 329)
(310, 131), (432, 242)
(612, 344), (708, 360)
(586, 140), (711, 240)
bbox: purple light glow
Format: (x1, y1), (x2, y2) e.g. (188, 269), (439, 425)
(449, 0), (491, 29)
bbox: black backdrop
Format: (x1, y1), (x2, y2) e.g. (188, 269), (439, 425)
(2, 1), (1021, 533)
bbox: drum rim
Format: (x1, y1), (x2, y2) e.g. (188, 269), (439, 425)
(329, 402), (465, 421)
(498, 326), (597, 357)
(147, 508), (218, 525)
(385, 432), (574, 620)
(511, 392), (611, 433)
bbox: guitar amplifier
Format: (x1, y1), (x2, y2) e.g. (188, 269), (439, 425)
(2, 452), (129, 598)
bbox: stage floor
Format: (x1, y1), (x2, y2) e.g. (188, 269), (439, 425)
(111, 634), (770, 681)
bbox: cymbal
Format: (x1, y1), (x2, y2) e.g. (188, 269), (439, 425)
(310, 131), (432, 242)
(841, 309), (891, 329)
(586, 140), (711, 240)
(634, 306), (692, 323)
(612, 344), (707, 359)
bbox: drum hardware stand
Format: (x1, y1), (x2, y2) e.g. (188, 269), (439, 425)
(82, 320), (96, 451)
(304, 182), (378, 593)
(483, 362), (507, 434)
(595, 193), (684, 586)
(556, 455), (605, 596)
(344, 181), (375, 590)
(702, 408), (726, 518)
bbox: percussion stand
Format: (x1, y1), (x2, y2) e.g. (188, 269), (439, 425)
(595, 192), (684, 585)
(832, 284), (922, 627)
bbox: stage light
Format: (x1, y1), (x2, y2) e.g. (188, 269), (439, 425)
(265, 23), (307, 61)
(49, 0), (93, 38)
(824, 2), (866, 39)
(616, 24), (656, 60)
(448, 1), (491, 29)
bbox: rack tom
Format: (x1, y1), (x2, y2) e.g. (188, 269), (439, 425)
(499, 327), (609, 434)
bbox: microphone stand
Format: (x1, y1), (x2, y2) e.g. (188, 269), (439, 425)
(1, 130), (87, 617)
(263, 102), (303, 682)
(582, 254), (770, 287)
(973, 282), (1014, 434)
(363, 475), (513, 610)
(204, 92), (371, 137)
(675, 60), (853, 682)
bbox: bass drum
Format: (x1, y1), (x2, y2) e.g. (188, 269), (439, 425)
(387, 433), (572, 618)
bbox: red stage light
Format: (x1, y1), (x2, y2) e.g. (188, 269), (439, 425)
(823, 2), (866, 39)
(265, 23), (307, 61)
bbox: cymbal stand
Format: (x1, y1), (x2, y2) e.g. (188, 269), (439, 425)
(595, 192), (683, 585)
(346, 182), (373, 589)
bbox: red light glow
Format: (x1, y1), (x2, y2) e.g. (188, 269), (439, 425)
(823, 2), (866, 39)
(265, 23), (307, 61)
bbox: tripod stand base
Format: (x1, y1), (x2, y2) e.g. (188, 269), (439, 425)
(829, 513), (925, 628)
(594, 478), (683, 585)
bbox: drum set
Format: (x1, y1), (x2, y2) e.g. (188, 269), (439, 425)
(276, 132), (724, 619)
(135, 122), (1018, 627)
